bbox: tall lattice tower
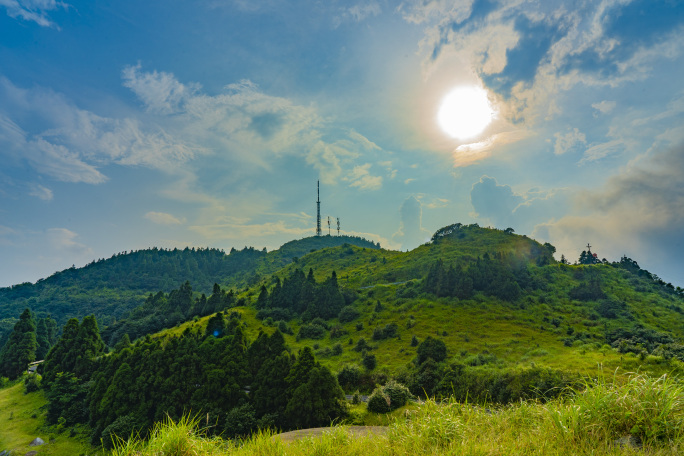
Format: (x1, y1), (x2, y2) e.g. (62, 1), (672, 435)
(316, 180), (322, 236)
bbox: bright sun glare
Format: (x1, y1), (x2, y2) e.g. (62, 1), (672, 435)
(438, 86), (494, 140)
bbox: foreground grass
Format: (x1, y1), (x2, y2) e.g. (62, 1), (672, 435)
(0, 380), (96, 456)
(112, 373), (684, 456)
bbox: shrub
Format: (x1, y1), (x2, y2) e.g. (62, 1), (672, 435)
(367, 381), (412, 413)
(297, 323), (326, 340)
(337, 364), (362, 392)
(372, 323), (398, 341)
(362, 352), (377, 371)
(339, 306), (361, 323)
(382, 380), (412, 409)
(24, 375), (40, 394)
(367, 387), (391, 413)
(416, 336), (447, 365)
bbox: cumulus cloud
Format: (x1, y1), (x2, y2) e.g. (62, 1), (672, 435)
(537, 142), (684, 284)
(145, 211), (185, 225)
(410, 0), (684, 134)
(393, 195), (430, 250)
(592, 100), (617, 116)
(0, 77), (202, 183)
(0, 0), (68, 28)
(554, 128), (586, 155)
(470, 176), (524, 228)
(470, 175), (570, 233)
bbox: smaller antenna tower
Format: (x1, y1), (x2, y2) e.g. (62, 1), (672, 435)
(327, 216), (331, 236)
(337, 217), (340, 236)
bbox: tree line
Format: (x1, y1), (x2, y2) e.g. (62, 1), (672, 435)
(40, 312), (345, 447)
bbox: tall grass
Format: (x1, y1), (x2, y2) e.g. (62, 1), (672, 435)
(110, 373), (684, 456)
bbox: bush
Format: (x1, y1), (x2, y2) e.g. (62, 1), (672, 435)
(416, 336), (447, 365)
(372, 323), (398, 341)
(338, 306), (361, 323)
(367, 381), (412, 413)
(367, 388), (391, 413)
(362, 352), (377, 371)
(24, 375), (40, 394)
(382, 380), (412, 409)
(256, 307), (292, 322)
(101, 414), (144, 449)
(337, 364), (362, 392)
(297, 323), (326, 340)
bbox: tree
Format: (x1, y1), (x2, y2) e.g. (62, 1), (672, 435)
(0, 309), (37, 379)
(285, 365), (345, 429)
(416, 336), (447, 365)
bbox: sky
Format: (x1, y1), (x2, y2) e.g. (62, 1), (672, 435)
(1, 0), (684, 288)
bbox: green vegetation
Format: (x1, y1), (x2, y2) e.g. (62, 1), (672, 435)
(2, 223), (684, 452)
(0, 380), (94, 456)
(107, 373), (683, 456)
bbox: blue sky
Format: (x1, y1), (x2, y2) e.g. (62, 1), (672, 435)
(1, 0), (683, 287)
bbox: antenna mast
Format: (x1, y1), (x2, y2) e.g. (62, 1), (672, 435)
(316, 181), (322, 236)
(337, 217), (340, 236)
(327, 216), (331, 236)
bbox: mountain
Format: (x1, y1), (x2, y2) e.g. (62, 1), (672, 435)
(0, 235), (379, 340)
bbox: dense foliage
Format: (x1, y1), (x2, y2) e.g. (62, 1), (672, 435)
(41, 313), (346, 447)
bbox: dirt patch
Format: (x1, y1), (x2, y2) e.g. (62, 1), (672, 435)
(274, 426), (388, 442)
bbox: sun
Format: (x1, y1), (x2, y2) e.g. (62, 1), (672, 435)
(437, 86), (494, 140)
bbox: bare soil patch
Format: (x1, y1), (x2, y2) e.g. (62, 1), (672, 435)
(274, 426), (388, 442)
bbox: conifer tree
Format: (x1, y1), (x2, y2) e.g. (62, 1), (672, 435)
(0, 309), (37, 379)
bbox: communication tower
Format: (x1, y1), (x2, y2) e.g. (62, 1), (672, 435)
(328, 216), (331, 236)
(337, 218), (340, 236)
(316, 181), (322, 236)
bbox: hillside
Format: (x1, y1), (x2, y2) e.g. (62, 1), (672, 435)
(0, 234), (378, 341)
(99, 223), (684, 384)
(3, 223), (684, 450)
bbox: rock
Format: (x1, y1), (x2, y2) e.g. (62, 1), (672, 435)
(25, 451), (38, 456)
(615, 435), (642, 449)
(28, 438), (44, 447)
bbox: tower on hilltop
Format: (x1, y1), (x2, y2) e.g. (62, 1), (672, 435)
(316, 180), (322, 236)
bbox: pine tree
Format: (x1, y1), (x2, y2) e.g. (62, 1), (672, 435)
(0, 309), (37, 379)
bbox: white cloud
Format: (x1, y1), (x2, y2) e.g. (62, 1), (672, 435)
(345, 163), (383, 190)
(145, 211), (185, 225)
(29, 184), (53, 201)
(0, 77), (202, 183)
(592, 100), (616, 116)
(46, 228), (93, 256)
(553, 128), (586, 155)
(0, 0), (68, 28)
(122, 64), (199, 115)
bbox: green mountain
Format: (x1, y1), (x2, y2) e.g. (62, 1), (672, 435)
(4, 223), (684, 449)
(0, 235), (379, 342)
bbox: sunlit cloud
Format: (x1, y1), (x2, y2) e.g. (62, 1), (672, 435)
(452, 130), (529, 167)
(145, 211), (185, 225)
(554, 128), (586, 156)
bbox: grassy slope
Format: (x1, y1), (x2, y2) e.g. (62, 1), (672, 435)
(150, 226), (684, 382)
(0, 380), (95, 456)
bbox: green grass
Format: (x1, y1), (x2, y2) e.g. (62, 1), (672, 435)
(110, 373), (684, 456)
(0, 379), (96, 456)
